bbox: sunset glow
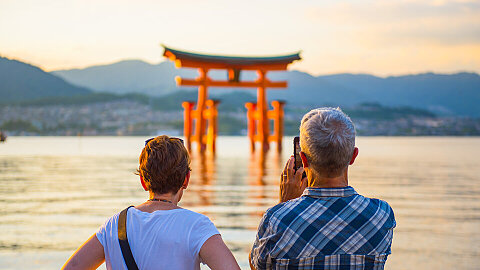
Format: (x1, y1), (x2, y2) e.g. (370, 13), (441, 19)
(0, 0), (479, 75)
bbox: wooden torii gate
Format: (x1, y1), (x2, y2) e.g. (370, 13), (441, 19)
(163, 45), (301, 153)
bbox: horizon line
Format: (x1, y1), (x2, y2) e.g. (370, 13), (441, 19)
(2, 54), (479, 78)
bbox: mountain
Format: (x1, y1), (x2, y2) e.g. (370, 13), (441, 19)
(320, 72), (480, 116)
(52, 60), (197, 96)
(49, 60), (480, 117)
(52, 60), (250, 96)
(0, 56), (91, 102)
(268, 72), (480, 116)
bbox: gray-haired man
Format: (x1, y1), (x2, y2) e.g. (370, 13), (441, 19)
(250, 107), (396, 270)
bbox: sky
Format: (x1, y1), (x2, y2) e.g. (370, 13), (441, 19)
(0, 0), (479, 76)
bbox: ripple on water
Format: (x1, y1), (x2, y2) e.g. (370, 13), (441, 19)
(1, 136), (480, 269)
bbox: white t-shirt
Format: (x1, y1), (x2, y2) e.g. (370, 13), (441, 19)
(96, 207), (220, 270)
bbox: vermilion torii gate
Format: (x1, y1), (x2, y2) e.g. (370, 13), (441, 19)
(163, 45), (301, 153)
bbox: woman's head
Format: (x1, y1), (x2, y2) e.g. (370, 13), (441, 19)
(137, 135), (191, 194)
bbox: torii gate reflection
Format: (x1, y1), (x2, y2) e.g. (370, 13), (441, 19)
(163, 45), (301, 153)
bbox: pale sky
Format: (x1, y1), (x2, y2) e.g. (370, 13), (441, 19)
(0, 0), (479, 76)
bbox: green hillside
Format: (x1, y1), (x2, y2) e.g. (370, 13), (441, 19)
(0, 56), (91, 103)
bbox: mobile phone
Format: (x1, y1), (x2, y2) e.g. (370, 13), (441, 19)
(293, 136), (303, 172)
(293, 137), (307, 178)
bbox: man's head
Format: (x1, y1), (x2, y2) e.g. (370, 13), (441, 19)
(137, 135), (191, 195)
(299, 107), (356, 178)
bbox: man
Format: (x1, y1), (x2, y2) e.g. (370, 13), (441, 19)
(250, 108), (396, 269)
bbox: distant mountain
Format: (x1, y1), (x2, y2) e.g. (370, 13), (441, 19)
(268, 72), (480, 117)
(50, 60), (480, 117)
(0, 56), (91, 103)
(52, 60), (197, 96)
(51, 60), (245, 96)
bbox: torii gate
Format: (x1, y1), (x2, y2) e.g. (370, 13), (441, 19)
(163, 45), (301, 153)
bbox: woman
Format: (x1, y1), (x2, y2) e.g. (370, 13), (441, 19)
(62, 135), (240, 270)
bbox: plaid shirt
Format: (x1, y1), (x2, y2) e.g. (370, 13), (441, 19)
(250, 186), (396, 270)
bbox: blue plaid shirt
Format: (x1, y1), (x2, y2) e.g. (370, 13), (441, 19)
(250, 186), (396, 270)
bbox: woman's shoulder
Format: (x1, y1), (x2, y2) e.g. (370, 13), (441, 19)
(172, 208), (213, 223)
(95, 210), (122, 246)
(98, 207), (138, 232)
(126, 207), (212, 224)
(101, 210), (121, 227)
(165, 208), (218, 232)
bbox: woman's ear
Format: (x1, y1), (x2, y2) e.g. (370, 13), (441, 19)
(140, 175), (148, 191)
(300, 152), (309, 168)
(182, 171), (191, 189)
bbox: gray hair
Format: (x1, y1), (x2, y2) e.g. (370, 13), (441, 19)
(299, 107), (356, 177)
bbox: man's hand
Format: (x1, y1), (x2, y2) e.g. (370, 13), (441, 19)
(279, 156), (308, 203)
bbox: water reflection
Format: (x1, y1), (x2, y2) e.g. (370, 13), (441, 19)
(185, 148), (283, 230)
(0, 137), (480, 269)
(190, 152), (216, 206)
(246, 150), (283, 219)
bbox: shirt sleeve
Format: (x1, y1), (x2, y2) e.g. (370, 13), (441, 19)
(95, 212), (119, 248)
(189, 214), (221, 258)
(95, 218), (108, 248)
(390, 205), (397, 229)
(250, 211), (272, 270)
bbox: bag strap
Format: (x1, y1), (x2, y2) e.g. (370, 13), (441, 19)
(118, 206), (140, 270)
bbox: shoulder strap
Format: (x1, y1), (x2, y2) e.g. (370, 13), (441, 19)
(118, 206), (140, 270)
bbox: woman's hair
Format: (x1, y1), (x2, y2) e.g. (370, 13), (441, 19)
(137, 135), (191, 194)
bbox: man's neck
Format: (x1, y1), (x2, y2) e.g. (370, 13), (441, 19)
(308, 169), (349, 188)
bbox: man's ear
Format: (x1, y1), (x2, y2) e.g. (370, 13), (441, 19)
(140, 175), (148, 191)
(300, 152), (309, 168)
(182, 171), (191, 189)
(349, 147), (359, 165)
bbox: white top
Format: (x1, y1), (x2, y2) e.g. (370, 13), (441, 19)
(96, 207), (220, 270)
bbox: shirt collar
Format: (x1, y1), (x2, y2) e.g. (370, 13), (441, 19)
(302, 186), (358, 198)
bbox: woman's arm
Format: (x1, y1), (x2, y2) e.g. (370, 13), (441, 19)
(61, 234), (105, 270)
(199, 234), (240, 270)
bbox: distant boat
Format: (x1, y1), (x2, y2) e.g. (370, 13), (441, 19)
(0, 131), (6, 142)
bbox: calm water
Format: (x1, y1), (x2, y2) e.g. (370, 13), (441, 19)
(1, 136), (479, 269)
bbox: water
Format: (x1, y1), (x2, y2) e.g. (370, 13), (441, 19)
(1, 136), (479, 269)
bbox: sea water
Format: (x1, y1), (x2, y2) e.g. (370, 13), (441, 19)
(0, 136), (479, 269)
